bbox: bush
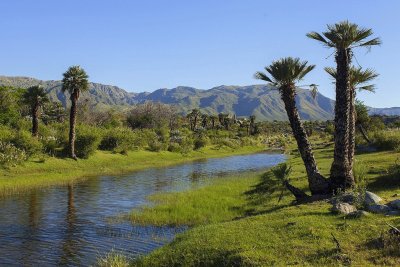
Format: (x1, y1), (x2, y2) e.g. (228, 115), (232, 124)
(40, 123), (69, 157)
(0, 142), (27, 168)
(373, 130), (400, 151)
(12, 130), (43, 156)
(194, 137), (208, 150)
(0, 126), (14, 144)
(74, 127), (101, 159)
(148, 140), (163, 152)
(167, 142), (181, 152)
(180, 137), (194, 155)
(99, 127), (138, 154)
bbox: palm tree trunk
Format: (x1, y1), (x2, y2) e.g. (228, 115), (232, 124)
(69, 92), (78, 160)
(281, 86), (329, 195)
(330, 49), (355, 191)
(348, 89), (355, 172)
(31, 103), (39, 137)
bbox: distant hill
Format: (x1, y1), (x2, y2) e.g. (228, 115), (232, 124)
(0, 75), (392, 121)
(368, 107), (400, 116)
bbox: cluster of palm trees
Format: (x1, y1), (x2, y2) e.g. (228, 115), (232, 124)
(255, 21), (381, 198)
(186, 108), (257, 134)
(23, 66), (89, 160)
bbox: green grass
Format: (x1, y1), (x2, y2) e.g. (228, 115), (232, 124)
(130, 173), (259, 226)
(0, 145), (265, 198)
(124, 143), (400, 266)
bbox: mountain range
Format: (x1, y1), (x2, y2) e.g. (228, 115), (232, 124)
(0, 75), (398, 121)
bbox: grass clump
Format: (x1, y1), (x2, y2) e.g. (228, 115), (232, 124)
(130, 173), (257, 226)
(96, 250), (130, 267)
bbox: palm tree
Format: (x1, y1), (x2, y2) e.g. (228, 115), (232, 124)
(61, 66), (89, 160)
(307, 21), (381, 190)
(249, 115), (256, 135)
(201, 114), (209, 128)
(187, 109), (201, 130)
(22, 85), (49, 137)
(325, 66), (378, 172)
(209, 115), (217, 129)
(255, 57), (329, 195)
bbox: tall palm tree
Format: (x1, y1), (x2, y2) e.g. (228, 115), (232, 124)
(249, 115), (256, 135)
(22, 85), (49, 137)
(325, 66), (378, 172)
(209, 115), (217, 129)
(61, 66), (89, 160)
(307, 21), (381, 190)
(187, 109), (201, 130)
(255, 57), (329, 195)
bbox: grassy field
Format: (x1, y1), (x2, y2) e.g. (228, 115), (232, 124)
(114, 143), (400, 266)
(0, 145), (265, 198)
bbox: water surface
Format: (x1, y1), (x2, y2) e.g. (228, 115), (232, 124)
(0, 152), (285, 266)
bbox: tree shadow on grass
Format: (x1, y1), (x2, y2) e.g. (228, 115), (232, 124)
(367, 173), (400, 192)
(240, 171), (293, 218)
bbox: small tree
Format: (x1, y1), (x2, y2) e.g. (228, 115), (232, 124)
(22, 85), (49, 137)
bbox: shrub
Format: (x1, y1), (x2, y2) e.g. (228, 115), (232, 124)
(194, 137), (208, 150)
(215, 138), (240, 149)
(167, 142), (181, 152)
(99, 127), (138, 154)
(148, 140), (163, 152)
(373, 130), (400, 151)
(12, 130), (43, 156)
(0, 126), (14, 142)
(0, 142), (27, 168)
(74, 127), (101, 159)
(180, 137), (194, 155)
(41, 123), (69, 156)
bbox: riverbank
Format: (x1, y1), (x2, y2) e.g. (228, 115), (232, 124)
(116, 145), (400, 266)
(0, 145), (266, 198)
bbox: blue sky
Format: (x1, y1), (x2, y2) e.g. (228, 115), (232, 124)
(0, 0), (398, 108)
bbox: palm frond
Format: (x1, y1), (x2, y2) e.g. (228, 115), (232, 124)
(324, 67), (337, 79)
(306, 32), (332, 47)
(254, 71), (272, 83)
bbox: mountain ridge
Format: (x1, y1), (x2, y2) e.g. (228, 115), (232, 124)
(0, 75), (397, 121)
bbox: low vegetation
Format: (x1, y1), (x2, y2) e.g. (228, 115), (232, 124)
(108, 142), (400, 266)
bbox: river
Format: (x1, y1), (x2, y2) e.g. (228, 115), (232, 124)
(0, 152), (285, 266)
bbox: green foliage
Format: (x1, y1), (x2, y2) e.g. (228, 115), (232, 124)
(254, 57), (315, 88)
(372, 130), (400, 151)
(0, 142), (27, 168)
(148, 140), (163, 152)
(193, 137), (208, 150)
(12, 131), (43, 156)
(99, 127), (138, 154)
(61, 66), (89, 96)
(0, 86), (24, 126)
(74, 127), (101, 159)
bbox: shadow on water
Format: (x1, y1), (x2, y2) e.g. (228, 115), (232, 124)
(0, 152), (286, 266)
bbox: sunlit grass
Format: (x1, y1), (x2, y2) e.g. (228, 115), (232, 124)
(129, 143), (400, 266)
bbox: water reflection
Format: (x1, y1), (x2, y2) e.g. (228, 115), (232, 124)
(0, 152), (285, 266)
(59, 185), (79, 266)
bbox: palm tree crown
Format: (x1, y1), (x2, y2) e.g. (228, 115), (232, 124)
(61, 66), (89, 99)
(254, 57), (315, 90)
(22, 85), (49, 106)
(306, 20), (381, 49)
(324, 66), (379, 92)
